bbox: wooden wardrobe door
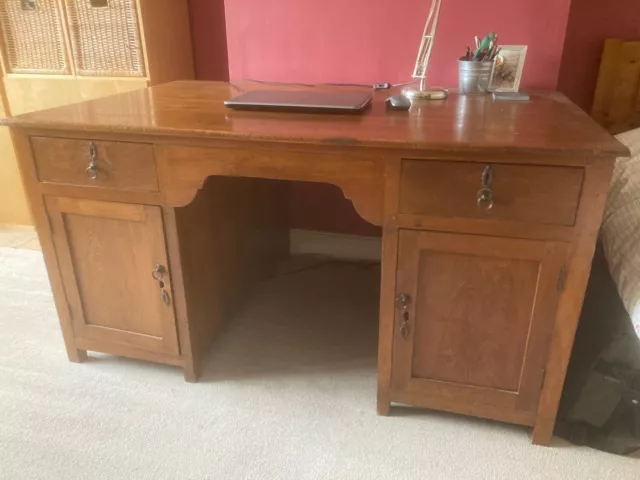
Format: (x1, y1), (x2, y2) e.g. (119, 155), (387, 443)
(46, 197), (179, 355)
(391, 230), (568, 424)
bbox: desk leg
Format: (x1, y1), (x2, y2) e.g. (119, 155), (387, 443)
(164, 208), (200, 382)
(67, 348), (88, 363)
(167, 177), (289, 382)
(377, 161), (401, 417)
(183, 358), (199, 383)
(531, 419), (554, 446)
(377, 226), (398, 417)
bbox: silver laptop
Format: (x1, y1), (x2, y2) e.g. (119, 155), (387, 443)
(224, 89), (373, 114)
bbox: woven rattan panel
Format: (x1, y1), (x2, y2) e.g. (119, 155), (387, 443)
(66, 0), (145, 77)
(0, 0), (68, 74)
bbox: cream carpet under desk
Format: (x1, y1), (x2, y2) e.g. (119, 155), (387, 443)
(0, 247), (638, 480)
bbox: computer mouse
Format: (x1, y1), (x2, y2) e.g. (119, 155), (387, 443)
(386, 94), (412, 110)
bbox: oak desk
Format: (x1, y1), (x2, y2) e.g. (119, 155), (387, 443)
(5, 81), (628, 445)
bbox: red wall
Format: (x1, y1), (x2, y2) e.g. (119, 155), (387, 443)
(190, 0), (573, 235)
(224, 0), (571, 89)
(188, 0), (229, 81)
(558, 0), (640, 111)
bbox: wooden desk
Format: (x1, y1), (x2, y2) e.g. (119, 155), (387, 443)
(4, 81), (628, 445)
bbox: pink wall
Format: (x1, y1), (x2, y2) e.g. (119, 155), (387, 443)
(192, 0), (573, 235)
(189, 0), (229, 81)
(558, 0), (640, 111)
(224, 0), (572, 90)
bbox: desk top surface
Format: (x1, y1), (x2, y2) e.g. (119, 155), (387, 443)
(3, 81), (628, 158)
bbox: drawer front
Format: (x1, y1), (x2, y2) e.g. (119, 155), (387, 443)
(32, 137), (158, 192)
(399, 160), (584, 226)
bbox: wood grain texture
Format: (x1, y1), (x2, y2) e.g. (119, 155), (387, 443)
(591, 39), (640, 134)
(412, 253), (539, 392)
(45, 197), (179, 355)
(377, 159), (402, 416)
(39, 182), (162, 206)
(156, 144), (384, 225)
(395, 214), (574, 243)
(161, 206), (197, 381)
(9, 129), (87, 363)
(2, 81), (627, 158)
(172, 176), (289, 378)
(390, 391), (537, 427)
(0, 76), (149, 226)
(391, 231), (567, 421)
(138, 0), (194, 85)
(399, 160), (584, 226)
(0, 0), (194, 227)
(5, 81), (625, 446)
(32, 137), (158, 191)
(74, 337), (184, 369)
(4, 77), (149, 117)
(532, 161), (616, 445)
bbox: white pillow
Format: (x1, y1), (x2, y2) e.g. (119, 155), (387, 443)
(601, 128), (640, 339)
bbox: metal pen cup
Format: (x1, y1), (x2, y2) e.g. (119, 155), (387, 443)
(458, 60), (494, 95)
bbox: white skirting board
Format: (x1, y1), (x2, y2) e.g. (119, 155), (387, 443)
(289, 229), (382, 261)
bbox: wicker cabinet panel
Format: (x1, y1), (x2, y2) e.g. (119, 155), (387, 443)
(0, 0), (69, 74)
(65, 0), (146, 77)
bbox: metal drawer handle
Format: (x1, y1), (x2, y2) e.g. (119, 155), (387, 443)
(152, 264), (171, 306)
(152, 264), (166, 281)
(477, 165), (494, 210)
(86, 166), (98, 179)
(477, 188), (493, 210)
(400, 321), (410, 340)
(161, 289), (171, 306)
(395, 294), (411, 340)
(86, 142), (99, 179)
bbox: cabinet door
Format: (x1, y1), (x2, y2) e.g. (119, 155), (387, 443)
(391, 230), (567, 423)
(46, 197), (179, 355)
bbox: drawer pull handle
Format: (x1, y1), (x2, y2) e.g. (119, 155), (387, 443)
(400, 322), (410, 340)
(481, 165), (493, 188)
(161, 289), (171, 306)
(86, 166), (98, 179)
(477, 165), (494, 210)
(477, 188), (493, 210)
(395, 294), (411, 340)
(86, 142), (99, 179)
(152, 264), (171, 306)
(152, 264), (166, 281)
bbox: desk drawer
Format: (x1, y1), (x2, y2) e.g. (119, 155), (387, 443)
(32, 137), (158, 192)
(399, 160), (584, 226)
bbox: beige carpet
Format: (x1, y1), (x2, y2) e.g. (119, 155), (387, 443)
(0, 247), (638, 480)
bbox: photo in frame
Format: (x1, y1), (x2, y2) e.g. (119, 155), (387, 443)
(489, 46), (528, 93)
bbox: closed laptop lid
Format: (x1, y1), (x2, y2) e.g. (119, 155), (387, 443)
(224, 89), (373, 112)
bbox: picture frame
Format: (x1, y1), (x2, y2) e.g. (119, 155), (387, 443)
(489, 45), (528, 93)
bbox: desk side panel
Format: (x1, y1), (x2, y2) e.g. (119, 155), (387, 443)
(9, 129), (86, 362)
(170, 176), (289, 377)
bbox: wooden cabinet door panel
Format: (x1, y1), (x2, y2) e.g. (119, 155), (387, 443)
(392, 230), (567, 420)
(46, 197), (179, 355)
